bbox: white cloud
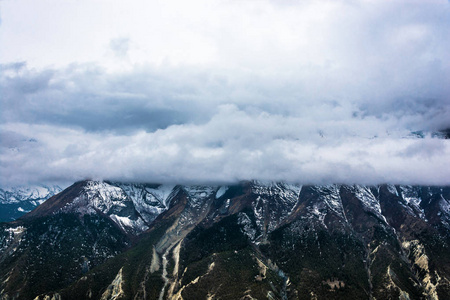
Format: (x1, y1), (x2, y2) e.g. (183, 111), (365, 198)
(1, 0), (449, 185)
(1, 109), (449, 186)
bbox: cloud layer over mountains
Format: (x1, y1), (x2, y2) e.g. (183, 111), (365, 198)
(1, 0), (450, 186)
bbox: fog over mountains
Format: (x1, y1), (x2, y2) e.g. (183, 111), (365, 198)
(1, 0), (450, 186)
(2, 1), (450, 299)
(1, 1), (450, 299)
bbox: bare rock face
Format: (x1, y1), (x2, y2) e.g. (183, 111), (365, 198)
(100, 268), (125, 300)
(1, 180), (449, 299)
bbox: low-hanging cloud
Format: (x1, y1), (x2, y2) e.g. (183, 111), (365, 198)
(1, 110), (449, 186)
(0, 0), (449, 186)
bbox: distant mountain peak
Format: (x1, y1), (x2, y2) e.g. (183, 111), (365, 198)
(0, 184), (62, 222)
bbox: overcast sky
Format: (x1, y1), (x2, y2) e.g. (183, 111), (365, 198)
(1, 0), (450, 186)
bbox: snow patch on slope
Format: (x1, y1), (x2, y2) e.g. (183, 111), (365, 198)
(353, 185), (381, 213)
(215, 186), (228, 199)
(399, 186), (426, 220)
(251, 181), (302, 235)
(349, 185), (388, 224)
(311, 185), (346, 220)
(114, 183), (176, 224)
(82, 181), (128, 213)
(238, 212), (256, 241)
(438, 194), (450, 229)
(182, 186), (217, 210)
(386, 185), (399, 196)
(110, 214), (147, 233)
(61, 181), (149, 234)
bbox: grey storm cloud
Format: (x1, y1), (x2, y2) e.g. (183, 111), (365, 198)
(0, 64), (218, 132)
(1, 0), (450, 186)
(2, 63), (449, 133)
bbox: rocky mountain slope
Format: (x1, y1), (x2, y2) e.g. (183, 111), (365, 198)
(1, 180), (449, 299)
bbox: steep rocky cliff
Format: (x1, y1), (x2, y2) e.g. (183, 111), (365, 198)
(1, 181), (449, 299)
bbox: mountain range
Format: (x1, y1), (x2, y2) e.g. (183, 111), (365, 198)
(0, 185), (63, 222)
(0, 180), (449, 299)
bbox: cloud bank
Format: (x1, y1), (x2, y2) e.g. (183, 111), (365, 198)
(1, 0), (449, 186)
